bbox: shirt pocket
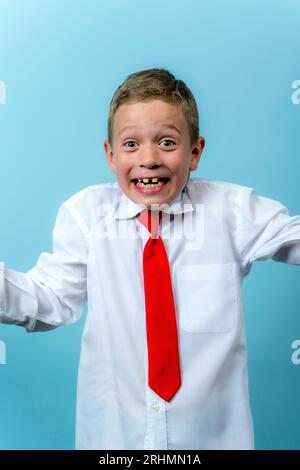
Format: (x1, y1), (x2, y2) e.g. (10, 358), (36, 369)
(176, 262), (238, 333)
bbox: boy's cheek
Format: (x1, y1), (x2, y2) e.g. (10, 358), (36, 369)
(109, 164), (118, 174)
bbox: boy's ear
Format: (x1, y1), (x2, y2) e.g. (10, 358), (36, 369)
(189, 136), (205, 171)
(104, 140), (117, 174)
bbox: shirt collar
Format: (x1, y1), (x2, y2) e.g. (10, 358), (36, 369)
(114, 184), (194, 220)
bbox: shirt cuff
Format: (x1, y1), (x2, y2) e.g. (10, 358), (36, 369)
(0, 261), (38, 333)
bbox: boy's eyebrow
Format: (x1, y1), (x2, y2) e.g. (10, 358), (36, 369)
(118, 124), (181, 137)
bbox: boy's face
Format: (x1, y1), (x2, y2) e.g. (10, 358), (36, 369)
(104, 99), (205, 208)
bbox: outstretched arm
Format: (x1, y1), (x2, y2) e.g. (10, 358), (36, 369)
(0, 202), (88, 332)
(237, 186), (300, 276)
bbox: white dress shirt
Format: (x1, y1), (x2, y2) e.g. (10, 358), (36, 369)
(1, 177), (300, 450)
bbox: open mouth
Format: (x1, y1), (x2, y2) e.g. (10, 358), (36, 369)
(131, 177), (170, 189)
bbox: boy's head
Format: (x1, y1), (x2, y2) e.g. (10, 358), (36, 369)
(104, 68), (205, 208)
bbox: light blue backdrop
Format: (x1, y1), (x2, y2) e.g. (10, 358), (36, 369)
(0, 0), (299, 450)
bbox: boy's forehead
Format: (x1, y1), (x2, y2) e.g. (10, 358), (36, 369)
(114, 100), (186, 136)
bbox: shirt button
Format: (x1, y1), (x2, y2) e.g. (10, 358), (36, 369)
(152, 402), (160, 412)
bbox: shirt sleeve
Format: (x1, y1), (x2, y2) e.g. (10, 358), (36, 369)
(236, 186), (300, 276)
(0, 202), (88, 333)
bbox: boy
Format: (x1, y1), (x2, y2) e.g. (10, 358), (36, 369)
(1, 68), (300, 450)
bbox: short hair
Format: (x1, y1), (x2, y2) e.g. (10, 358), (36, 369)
(107, 68), (199, 148)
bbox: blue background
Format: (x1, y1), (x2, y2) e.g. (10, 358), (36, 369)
(0, 0), (299, 449)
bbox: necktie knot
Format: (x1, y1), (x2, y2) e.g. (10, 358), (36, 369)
(137, 210), (162, 238)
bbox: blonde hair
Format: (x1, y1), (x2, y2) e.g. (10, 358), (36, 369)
(107, 68), (199, 148)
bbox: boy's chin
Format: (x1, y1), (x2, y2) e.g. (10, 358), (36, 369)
(130, 194), (169, 209)
(128, 187), (179, 209)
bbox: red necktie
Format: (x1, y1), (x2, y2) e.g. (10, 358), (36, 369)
(137, 209), (181, 402)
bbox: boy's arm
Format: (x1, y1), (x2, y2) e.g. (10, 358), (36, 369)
(237, 186), (300, 276)
(0, 203), (88, 332)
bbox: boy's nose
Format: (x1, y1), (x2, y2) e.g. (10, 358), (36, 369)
(139, 160), (161, 169)
(138, 154), (161, 168)
(138, 145), (162, 168)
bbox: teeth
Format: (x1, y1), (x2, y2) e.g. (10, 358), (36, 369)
(133, 177), (169, 190)
(138, 178), (160, 183)
(136, 180), (165, 189)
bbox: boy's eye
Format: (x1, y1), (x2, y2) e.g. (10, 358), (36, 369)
(160, 139), (176, 147)
(124, 140), (137, 148)
(123, 139), (176, 148)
